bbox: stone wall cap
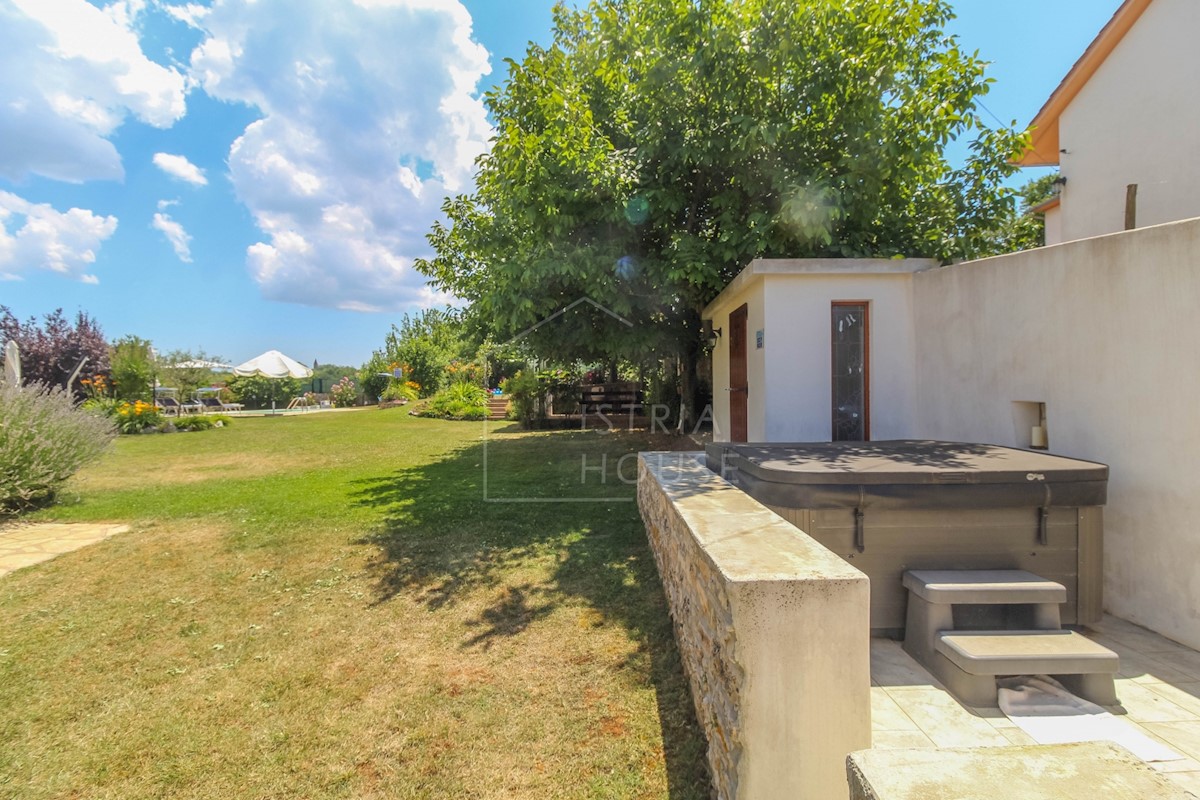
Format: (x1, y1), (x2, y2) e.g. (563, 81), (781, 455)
(639, 452), (865, 584)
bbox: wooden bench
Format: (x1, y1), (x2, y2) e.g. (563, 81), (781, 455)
(579, 383), (644, 416)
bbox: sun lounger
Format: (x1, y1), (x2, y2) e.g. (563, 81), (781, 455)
(155, 396), (182, 416)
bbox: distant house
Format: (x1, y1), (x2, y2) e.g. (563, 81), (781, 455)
(1017, 0), (1200, 244)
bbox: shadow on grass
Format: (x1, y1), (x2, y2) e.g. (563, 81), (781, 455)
(349, 428), (708, 798)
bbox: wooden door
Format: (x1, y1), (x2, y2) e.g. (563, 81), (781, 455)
(729, 304), (748, 442)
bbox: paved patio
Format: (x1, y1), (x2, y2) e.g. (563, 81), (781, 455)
(0, 522), (130, 577)
(872, 615), (1200, 796)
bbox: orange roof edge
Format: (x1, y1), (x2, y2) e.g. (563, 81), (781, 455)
(1028, 195), (1061, 215)
(1015, 0), (1154, 167)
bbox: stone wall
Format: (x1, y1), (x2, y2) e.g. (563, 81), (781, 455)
(638, 452), (871, 800)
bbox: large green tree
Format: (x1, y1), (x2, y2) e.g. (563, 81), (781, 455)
(417, 0), (1026, 421)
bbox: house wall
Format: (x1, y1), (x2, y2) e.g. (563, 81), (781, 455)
(1056, 0), (1200, 242)
(913, 217), (1200, 649)
(1044, 205), (1064, 247)
(705, 260), (930, 443)
(759, 273), (919, 441)
(709, 280), (767, 441)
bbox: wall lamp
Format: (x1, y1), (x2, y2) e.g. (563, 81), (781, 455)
(707, 326), (722, 346)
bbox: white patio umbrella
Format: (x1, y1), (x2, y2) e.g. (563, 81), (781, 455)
(232, 350), (313, 411)
(172, 359), (235, 370)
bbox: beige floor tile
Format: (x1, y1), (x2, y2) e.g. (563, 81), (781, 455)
(1094, 616), (1197, 657)
(871, 686), (919, 732)
(997, 726), (1039, 746)
(1146, 683), (1200, 718)
(1115, 651), (1195, 684)
(870, 639), (940, 689)
(1151, 758), (1200, 774)
(1143, 721), (1200, 762)
(1164, 770), (1200, 796)
(1113, 680), (1200, 723)
(885, 686), (1009, 748)
(0, 523), (129, 577)
(1144, 649), (1200, 682)
(870, 730), (935, 750)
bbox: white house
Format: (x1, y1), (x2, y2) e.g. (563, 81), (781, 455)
(1018, 0), (1200, 244)
(704, 258), (934, 444)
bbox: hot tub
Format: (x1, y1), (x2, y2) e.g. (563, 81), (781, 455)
(705, 440), (1108, 634)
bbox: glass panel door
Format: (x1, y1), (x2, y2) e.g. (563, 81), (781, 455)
(831, 303), (869, 441)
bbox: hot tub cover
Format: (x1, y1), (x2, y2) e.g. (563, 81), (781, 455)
(705, 440), (1108, 510)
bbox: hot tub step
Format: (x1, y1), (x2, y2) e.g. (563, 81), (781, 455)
(903, 569), (1067, 606)
(903, 569), (1067, 673)
(932, 630), (1118, 706)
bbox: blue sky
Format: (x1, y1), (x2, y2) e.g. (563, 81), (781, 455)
(0, 0), (1124, 368)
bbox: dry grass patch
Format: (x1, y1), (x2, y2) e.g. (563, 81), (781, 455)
(0, 413), (708, 798)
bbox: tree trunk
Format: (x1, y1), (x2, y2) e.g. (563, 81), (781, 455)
(676, 309), (703, 432)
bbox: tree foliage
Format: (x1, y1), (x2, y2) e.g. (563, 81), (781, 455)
(0, 306), (109, 395)
(982, 173), (1060, 255)
(156, 349), (232, 403)
(227, 374), (302, 410)
(368, 308), (472, 398)
(416, 0), (1027, 417)
(108, 336), (156, 402)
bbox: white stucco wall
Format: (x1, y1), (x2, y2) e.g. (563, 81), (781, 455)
(913, 218), (1200, 649)
(1044, 205), (1064, 247)
(1056, 0), (1200, 242)
(705, 259), (930, 443)
(708, 278), (767, 441)
(759, 273), (919, 441)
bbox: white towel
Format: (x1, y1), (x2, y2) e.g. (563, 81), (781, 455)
(998, 675), (1182, 763)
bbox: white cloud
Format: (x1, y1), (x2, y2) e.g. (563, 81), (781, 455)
(0, 0), (186, 183)
(153, 152), (208, 186)
(188, 0), (491, 311)
(152, 210), (193, 262)
(0, 190), (117, 282)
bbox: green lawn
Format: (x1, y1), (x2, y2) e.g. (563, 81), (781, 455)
(0, 409), (708, 799)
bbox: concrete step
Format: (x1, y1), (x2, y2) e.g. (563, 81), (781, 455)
(933, 629), (1119, 706)
(903, 569), (1067, 606)
(936, 630), (1118, 676)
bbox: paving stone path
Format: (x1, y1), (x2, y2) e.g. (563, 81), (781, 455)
(0, 522), (130, 577)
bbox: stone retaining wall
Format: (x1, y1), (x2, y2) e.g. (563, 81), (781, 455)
(638, 453), (871, 800)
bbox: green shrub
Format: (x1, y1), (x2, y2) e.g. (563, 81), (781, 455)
(380, 382), (418, 403)
(501, 370), (546, 428)
(228, 374), (301, 410)
(0, 383), (115, 513)
(108, 335), (155, 402)
(174, 414), (232, 432)
(415, 382), (487, 420)
(82, 397), (121, 419)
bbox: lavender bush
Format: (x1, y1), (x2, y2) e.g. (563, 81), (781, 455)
(0, 382), (116, 513)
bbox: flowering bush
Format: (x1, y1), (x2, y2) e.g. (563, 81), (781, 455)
(380, 381), (418, 403)
(330, 377), (358, 408)
(80, 374), (111, 400)
(444, 359), (482, 385)
(1, 382), (115, 512)
(114, 400), (163, 434)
